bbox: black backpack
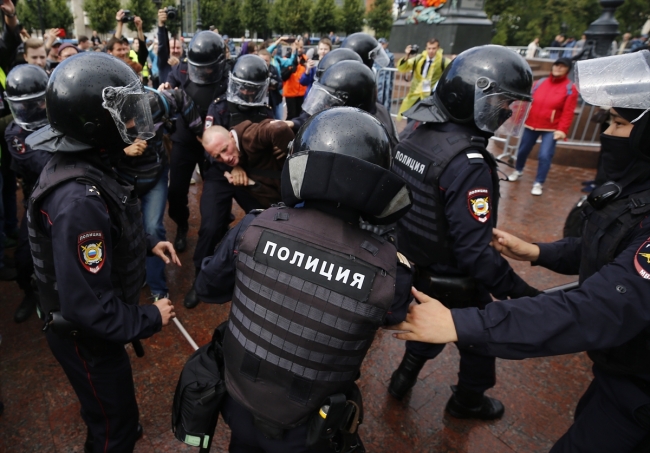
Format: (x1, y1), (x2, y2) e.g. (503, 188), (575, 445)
(281, 63), (297, 81)
(172, 323), (227, 452)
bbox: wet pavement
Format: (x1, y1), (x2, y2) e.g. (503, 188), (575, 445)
(0, 158), (597, 452)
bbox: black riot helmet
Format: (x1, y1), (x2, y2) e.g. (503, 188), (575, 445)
(314, 48), (363, 81)
(4, 64), (49, 131)
(302, 61), (376, 115)
(281, 107), (411, 224)
(187, 31), (226, 85)
(404, 45), (533, 134)
(25, 52), (154, 153)
(227, 54), (270, 106)
(341, 32), (390, 69)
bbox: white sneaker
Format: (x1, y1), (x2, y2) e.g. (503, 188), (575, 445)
(531, 182), (543, 196)
(508, 170), (523, 182)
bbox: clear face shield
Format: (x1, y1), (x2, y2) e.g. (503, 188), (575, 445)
(188, 58), (225, 85)
(301, 82), (348, 115)
(102, 82), (155, 144)
(474, 77), (532, 135)
(369, 44), (390, 68)
(575, 50), (650, 120)
(226, 73), (270, 106)
(5, 91), (48, 131)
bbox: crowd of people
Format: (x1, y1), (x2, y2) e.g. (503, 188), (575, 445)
(526, 31), (649, 59)
(1, 0), (650, 451)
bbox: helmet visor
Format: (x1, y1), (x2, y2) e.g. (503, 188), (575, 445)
(302, 82), (347, 115)
(575, 51), (650, 110)
(369, 44), (390, 68)
(5, 91), (48, 131)
(474, 78), (531, 134)
(188, 59), (225, 85)
(226, 73), (269, 106)
(102, 82), (155, 144)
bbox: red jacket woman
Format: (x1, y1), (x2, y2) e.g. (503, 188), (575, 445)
(508, 58), (579, 196)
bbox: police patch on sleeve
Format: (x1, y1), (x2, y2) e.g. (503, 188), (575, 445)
(204, 115), (214, 129)
(78, 231), (105, 274)
(467, 188), (491, 223)
(634, 237), (650, 279)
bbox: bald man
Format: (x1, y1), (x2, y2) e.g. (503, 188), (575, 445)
(183, 119), (293, 309)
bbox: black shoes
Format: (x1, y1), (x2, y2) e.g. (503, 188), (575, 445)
(183, 286), (199, 309)
(84, 423), (143, 452)
(388, 352), (428, 400)
(445, 385), (505, 420)
(174, 226), (188, 253)
(14, 291), (38, 323)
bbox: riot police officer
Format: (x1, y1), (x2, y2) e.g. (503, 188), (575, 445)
(114, 86), (203, 301)
(288, 61), (399, 149)
(391, 49), (650, 453)
(340, 32), (391, 70)
(3, 64), (52, 323)
(195, 107), (414, 452)
(387, 45), (540, 419)
(165, 31), (228, 253)
(25, 53), (177, 452)
(183, 54), (274, 309)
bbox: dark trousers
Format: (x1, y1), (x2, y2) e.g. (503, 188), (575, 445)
(406, 284), (496, 394)
(14, 210), (32, 291)
(551, 366), (650, 453)
(222, 395), (331, 453)
(1, 152), (17, 234)
(285, 96), (304, 121)
(193, 164), (264, 269)
(167, 140), (205, 230)
(46, 331), (139, 452)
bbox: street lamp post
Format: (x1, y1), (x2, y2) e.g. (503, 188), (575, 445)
(584, 0), (625, 58)
(195, 0), (202, 32)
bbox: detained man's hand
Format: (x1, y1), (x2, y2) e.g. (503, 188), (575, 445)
(152, 241), (181, 266)
(386, 287), (458, 344)
(230, 166), (249, 186)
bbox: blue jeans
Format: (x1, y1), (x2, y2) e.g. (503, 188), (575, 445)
(272, 102), (284, 120)
(515, 128), (558, 184)
(140, 165), (168, 296)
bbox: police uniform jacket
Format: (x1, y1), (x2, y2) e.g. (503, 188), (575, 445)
(32, 152), (162, 343)
(5, 121), (52, 199)
(452, 186), (650, 381)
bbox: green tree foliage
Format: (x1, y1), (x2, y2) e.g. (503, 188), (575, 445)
(269, 0), (289, 33)
(341, 0), (364, 35)
(220, 0), (243, 37)
(310, 0), (339, 35)
(616, 0), (650, 35)
(241, 0), (270, 37)
(366, 0), (393, 39)
(201, 0), (224, 32)
(18, 0), (74, 35)
(84, 0), (121, 34)
(125, 0), (158, 32)
(484, 0), (636, 47)
(284, 0), (312, 36)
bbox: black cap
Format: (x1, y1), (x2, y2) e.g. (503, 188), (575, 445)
(553, 57), (572, 68)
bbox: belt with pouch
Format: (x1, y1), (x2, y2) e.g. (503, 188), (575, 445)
(414, 267), (478, 309)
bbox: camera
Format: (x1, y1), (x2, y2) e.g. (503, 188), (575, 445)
(409, 44), (419, 56)
(120, 10), (135, 22)
(164, 6), (178, 20)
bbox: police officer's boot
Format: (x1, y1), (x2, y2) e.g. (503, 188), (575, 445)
(14, 290), (38, 323)
(445, 385), (504, 420)
(183, 268), (200, 309)
(174, 225), (188, 253)
(84, 423), (143, 452)
(388, 351), (428, 400)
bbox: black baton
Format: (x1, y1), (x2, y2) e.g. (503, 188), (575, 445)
(543, 281), (579, 293)
(132, 339), (145, 357)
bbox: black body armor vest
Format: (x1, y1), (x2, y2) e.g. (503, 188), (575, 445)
(580, 188), (650, 375)
(227, 101), (272, 128)
(223, 207), (397, 429)
(391, 122), (500, 267)
(28, 153), (147, 318)
(185, 81), (225, 118)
